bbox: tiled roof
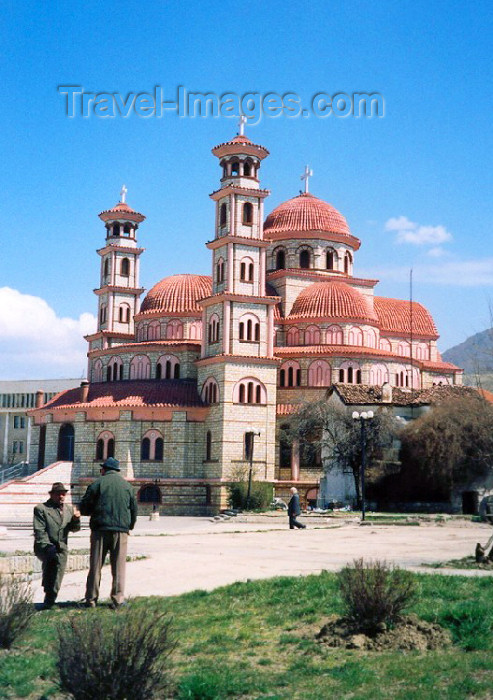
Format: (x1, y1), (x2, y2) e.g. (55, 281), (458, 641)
(478, 388), (493, 403)
(41, 380), (205, 410)
(140, 275), (212, 315)
(275, 344), (396, 358)
(277, 404), (298, 415)
(288, 282), (378, 323)
(333, 383), (479, 406)
(264, 193), (351, 238)
(98, 201), (145, 223)
(374, 297), (438, 338)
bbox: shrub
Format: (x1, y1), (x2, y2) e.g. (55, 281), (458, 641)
(0, 574), (35, 649)
(57, 607), (175, 700)
(338, 558), (417, 635)
(228, 481), (273, 511)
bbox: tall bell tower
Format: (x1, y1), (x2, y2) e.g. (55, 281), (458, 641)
(86, 187), (146, 354)
(197, 124), (279, 495)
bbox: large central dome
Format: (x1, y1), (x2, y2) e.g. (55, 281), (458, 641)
(288, 281), (378, 323)
(139, 274), (212, 315)
(264, 192), (351, 238)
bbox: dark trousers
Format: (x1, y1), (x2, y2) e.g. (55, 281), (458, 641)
(41, 551), (67, 602)
(85, 531), (128, 606)
(289, 515), (306, 529)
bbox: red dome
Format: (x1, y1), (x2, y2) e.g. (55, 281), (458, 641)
(99, 201), (145, 224)
(264, 192), (351, 237)
(140, 274), (212, 315)
(374, 297), (438, 338)
(288, 281), (378, 323)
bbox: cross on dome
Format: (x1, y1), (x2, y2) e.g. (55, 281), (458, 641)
(238, 115), (247, 136)
(120, 184), (128, 203)
(300, 165), (313, 194)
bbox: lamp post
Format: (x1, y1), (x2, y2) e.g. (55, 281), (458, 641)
(352, 411), (374, 521)
(245, 431), (261, 510)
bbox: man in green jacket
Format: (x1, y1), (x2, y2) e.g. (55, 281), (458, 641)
(33, 482), (81, 609)
(79, 457), (137, 609)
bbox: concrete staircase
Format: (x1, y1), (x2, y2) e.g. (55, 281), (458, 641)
(0, 462), (76, 525)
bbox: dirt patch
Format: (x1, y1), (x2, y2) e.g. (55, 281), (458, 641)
(316, 613), (452, 651)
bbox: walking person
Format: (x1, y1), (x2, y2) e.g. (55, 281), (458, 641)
(33, 482), (81, 609)
(79, 457), (137, 609)
(288, 487), (306, 529)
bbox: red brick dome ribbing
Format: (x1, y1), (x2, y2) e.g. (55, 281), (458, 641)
(288, 281), (378, 323)
(140, 274), (212, 315)
(264, 192), (351, 238)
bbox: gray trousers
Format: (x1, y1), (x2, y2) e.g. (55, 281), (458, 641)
(85, 531), (128, 606)
(41, 550), (68, 602)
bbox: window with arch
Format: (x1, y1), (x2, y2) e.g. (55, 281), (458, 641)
(370, 364), (390, 385)
(189, 321), (202, 340)
(279, 423), (292, 468)
(208, 314), (220, 344)
(107, 356), (123, 382)
(326, 248), (338, 270)
(96, 431), (115, 461)
(231, 160), (240, 176)
(103, 258), (110, 279)
(287, 327), (301, 346)
(216, 257), (225, 284)
(275, 248), (286, 270)
(344, 251), (352, 274)
(123, 223), (132, 237)
(238, 313), (260, 342)
(92, 359), (103, 383)
(379, 337), (392, 352)
(112, 223), (120, 237)
(166, 319), (183, 340)
(140, 430), (164, 461)
(279, 360), (301, 387)
(147, 321), (160, 340)
(339, 362), (361, 384)
(308, 360), (331, 387)
(395, 370), (409, 388)
(206, 431), (212, 461)
(99, 304), (107, 325)
(326, 324), (343, 344)
(219, 203), (227, 227)
(234, 377), (267, 405)
(348, 326), (364, 346)
(240, 257), (254, 282)
(244, 161), (252, 176)
(305, 325), (321, 345)
(365, 328), (377, 348)
(119, 304), (131, 324)
(138, 484), (162, 503)
(299, 248), (311, 269)
(202, 377), (219, 404)
(242, 202), (253, 224)
(121, 257), (130, 276)
(415, 343), (429, 360)
(130, 355), (151, 379)
(156, 354), (180, 379)
(398, 341), (411, 357)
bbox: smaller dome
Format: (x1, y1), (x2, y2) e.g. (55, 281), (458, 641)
(288, 281), (377, 323)
(264, 192), (354, 241)
(99, 201), (145, 224)
(139, 274), (212, 315)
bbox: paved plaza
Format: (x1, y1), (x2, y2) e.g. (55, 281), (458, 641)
(1, 514), (491, 604)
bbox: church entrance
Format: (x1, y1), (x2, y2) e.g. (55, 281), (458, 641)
(57, 424), (74, 461)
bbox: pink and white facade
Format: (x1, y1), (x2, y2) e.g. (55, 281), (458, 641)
(28, 132), (462, 513)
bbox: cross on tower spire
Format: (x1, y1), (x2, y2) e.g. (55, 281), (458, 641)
(120, 184), (128, 203)
(300, 165), (313, 194)
(238, 115), (247, 136)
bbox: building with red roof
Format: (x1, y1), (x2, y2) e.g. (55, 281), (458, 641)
(27, 131), (463, 513)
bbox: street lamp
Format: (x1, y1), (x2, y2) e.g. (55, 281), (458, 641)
(245, 431), (261, 510)
(352, 411), (374, 521)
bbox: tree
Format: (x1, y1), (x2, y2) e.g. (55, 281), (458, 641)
(399, 393), (493, 500)
(290, 398), (398, 506)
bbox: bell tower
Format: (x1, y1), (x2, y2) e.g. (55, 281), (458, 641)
(86, 187), (145, 354)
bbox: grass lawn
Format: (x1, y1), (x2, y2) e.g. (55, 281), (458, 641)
(1, 572), (493, 699)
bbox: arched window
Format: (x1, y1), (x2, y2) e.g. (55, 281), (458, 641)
(141, 430), (164, 461)
(326, 248), (337, 270)
(380, 338), (392, 352)
(279, 361), (301, 387)
(275, 249), (286, 270)
(189, 321), (202, 340)
(308, 360), (331, 387)
(147, 321), (160, 340)
(243, 202), (253, 224)
(370, 364), (390, 385)
(202, 377), (219, 404)
(123, 223), (132, 237)
(326, 325), (343, 344)
(287, 327), (301, 346)
(344, 251), (352, 274)
(121, 258), (130, 276)
(119, 304), (131, 324)
(112, 223), (120, 237)
(348, 327), (364, 346)
(234, 378), (267, 405)
(99, 304), (107, 325)
(107, 356), (123, 382)
(231, 160), (240, 176)
(130, 355), (151, 379)
(208, 314), (220, 344)
(238, 313), (260, 342)
(216, 257), (225, 284)
(103, 258), (109, 279)
(166, 320), (183, 340)
(398, 341), (411, 357)
(365, 328), (377, 348)
(157, 355), (179, 380)
(92, 359), (103, 383)
(219, 203), (227, 226)
(96, 432), (115, 462)
(206, 431), (212, 461)
(57, 424), (74, 461)
(240, 257), (254, 282)
(243, 160), (252, 176)
(138, 484), (161, 503)
(96, 439), (104, 460)
(305, 325), (321, 345)
(347, 367), (353, 383)
(299, 249), (311, 269)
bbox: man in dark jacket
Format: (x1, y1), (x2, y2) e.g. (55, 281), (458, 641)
(33, 482), (80, 608)
(79, 457), (137, 608)
(287, 487), (306, 529)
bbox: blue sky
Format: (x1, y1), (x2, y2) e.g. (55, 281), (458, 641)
(0, 0), (492, 378)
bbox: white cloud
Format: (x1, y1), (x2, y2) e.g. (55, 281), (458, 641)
(385, 216), (452, 246)
(0, 288), (96, 379)
(366, 257), (493, 287)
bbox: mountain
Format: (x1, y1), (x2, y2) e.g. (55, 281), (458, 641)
(443, 328), (493, 390)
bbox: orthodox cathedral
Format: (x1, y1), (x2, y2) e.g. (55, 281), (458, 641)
(28, 129), (462, 513)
